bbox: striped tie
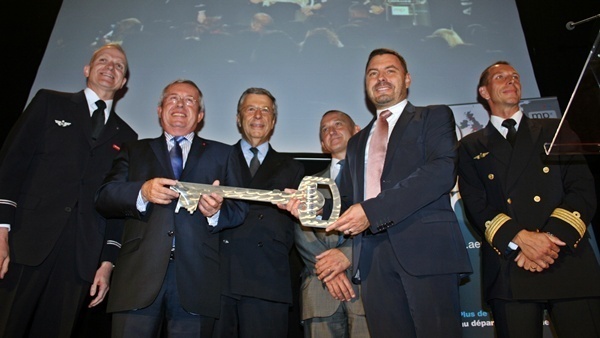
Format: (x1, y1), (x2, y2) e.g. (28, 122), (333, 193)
(170, 136), (185, 179)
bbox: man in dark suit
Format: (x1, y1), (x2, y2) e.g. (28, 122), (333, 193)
(214, 87), (305, 338)
(95, 79), (248, 338)
(294, 110), (370, 337)
(321, 48), (472, 337)
(0, 43), (138, 338)
(458, 61), (600, 337)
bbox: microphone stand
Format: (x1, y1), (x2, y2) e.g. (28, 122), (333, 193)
(566, 13), (600, 30)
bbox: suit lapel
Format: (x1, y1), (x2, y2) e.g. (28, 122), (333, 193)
(483, 122), (512, 167)
(233, 141), (254, 186)
(382, 103), (414, 176)
(150, 136), (174, 178)
(180, 135), (205, 180)
(70, 92), (95, 147)
(355, 119), (374, 198)
(251, 145), (281, 186)
(505, 117), (539, 191)
(93, 111), (120, 146)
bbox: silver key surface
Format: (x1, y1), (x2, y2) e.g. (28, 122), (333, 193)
(170, 176), (340, 228)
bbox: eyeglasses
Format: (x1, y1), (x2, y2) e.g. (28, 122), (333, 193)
(165, 94), (198, 107)
(242, 106), (273, 115)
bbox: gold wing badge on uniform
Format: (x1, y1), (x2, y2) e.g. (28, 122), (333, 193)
(473, 152), (489, 160)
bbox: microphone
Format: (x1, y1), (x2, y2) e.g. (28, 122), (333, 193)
(565, 21), (575, 31)
(565, 13), (600, 30)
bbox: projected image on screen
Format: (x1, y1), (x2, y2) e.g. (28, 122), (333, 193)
(32, 0), (539, 152)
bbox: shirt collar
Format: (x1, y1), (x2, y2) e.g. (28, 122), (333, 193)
(377, 99), (408, 118)
(164, 132), (195, 144)
(241, 139), (269, 156)
(84, 88), (114, 115)
(490, 110), (523, 132)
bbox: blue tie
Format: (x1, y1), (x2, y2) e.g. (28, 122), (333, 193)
(335, 159), (345, 186)
(170, 136), (185, 179)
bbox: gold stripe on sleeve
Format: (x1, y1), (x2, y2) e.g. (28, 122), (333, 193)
(484, 213), (512, 244)
(550, 208), (586, 237)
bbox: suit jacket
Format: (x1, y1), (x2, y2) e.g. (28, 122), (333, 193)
(340, 102), (472, 279)
(294, 165), (365, 319)
(95, 135), (248, 317)
(219, 141), (304, 305)
(458, 116), (600, 301)
(0, 89), (137, 282)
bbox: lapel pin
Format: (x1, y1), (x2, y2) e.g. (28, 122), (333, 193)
(474, 152), (489, 160)
(54, 120), (71, 127)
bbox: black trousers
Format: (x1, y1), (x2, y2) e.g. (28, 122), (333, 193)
(0, 213), (89, 338)
(111, 261), (215, 338)
(359, 232), (463, 338)
(491, 297), (600, 338)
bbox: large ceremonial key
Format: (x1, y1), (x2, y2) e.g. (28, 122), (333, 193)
(170, 176), (340, 228)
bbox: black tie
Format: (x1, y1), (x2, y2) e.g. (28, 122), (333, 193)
(335, 159), (345, 186)
(91, 100), (106, 140)
(249, 147), (260, 177)
(170, 136), (185, 179)
(502, 119), (517, 147)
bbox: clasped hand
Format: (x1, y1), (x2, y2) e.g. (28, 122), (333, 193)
(513, 230), (565, 273)
(315, 249), (356, 301)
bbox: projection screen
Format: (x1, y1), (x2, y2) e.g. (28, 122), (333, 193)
(29, 0), (539, 153)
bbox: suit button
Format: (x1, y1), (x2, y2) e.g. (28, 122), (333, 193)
(507, 198), (512, 204)
(258, 214), (264, 220)
(167, 231), (174, 237)
(543, 166), (550, 174)
(257, 242), (263, 247)
(64, 207), (72, 212)
(488, 174), (494, 180)
(533, 196), (541, 203)
(222, 239), (229, 244)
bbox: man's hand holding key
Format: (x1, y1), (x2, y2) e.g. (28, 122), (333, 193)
(170, 176), (341, 228)
(142, 177), (223, 218)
